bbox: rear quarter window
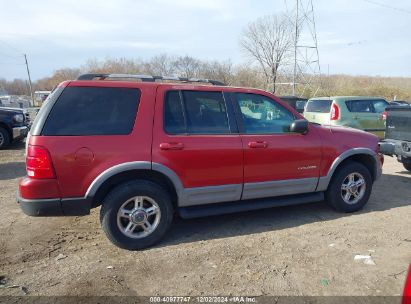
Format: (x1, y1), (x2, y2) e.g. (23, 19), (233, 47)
(42, 86), (140, 136)
(305, 100), (332, 113)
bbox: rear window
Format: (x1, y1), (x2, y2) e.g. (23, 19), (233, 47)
(305, 100), (332, 113)
(42, 86), (140, 136)
(164, 90), (230, 135)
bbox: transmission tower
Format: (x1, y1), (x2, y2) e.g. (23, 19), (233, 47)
(284, 0), (322, 97)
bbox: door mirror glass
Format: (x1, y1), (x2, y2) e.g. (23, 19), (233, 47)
(290, 119), (309, 134)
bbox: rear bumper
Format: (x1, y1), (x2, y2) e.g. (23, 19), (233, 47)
(17, 190), (92, 217)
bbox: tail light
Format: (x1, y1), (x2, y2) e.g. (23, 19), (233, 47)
(404, 265), (411, 304)
(26, 145), (55, 179)
(330, 103), (340, 120)
(382, 111), (388, 121)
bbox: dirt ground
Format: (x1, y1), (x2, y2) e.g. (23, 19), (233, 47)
(0, 141), (410, 297)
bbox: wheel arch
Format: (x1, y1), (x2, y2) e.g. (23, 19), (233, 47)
(317, 148), (381, 191)
(86, 162), (183, 208)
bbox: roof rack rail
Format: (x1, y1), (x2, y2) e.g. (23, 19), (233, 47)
(76, 73), (226, 86)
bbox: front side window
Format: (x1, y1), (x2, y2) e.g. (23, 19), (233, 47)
(371, 99), (389, 113)
(42, 86), (140, 136)
(235, 93), (294, 134)
(164, 90), (230, 135)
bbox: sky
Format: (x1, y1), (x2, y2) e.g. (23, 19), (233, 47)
(0, 0), (410, 81)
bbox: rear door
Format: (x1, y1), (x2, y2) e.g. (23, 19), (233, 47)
(371, 99), (389, 138)
(346, 99), (387, 138)
(231, 92), (322, 200)
(152, 86), (243, 206)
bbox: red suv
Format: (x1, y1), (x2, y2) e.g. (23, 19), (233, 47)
(18, 74), (384, 250)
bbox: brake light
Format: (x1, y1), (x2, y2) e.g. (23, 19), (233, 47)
(26, 145), (55, 179)
(382, 111), (388, 121)
(404, 265), (411, 304)
(330, 103), (340, 120)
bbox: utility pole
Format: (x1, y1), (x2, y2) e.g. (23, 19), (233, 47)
(286, 0), (322, 97)
(292, 0), (299, 96)
(24, 54), (34, 107)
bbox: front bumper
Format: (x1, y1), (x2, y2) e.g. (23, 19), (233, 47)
(379, 140), (411, 159)
(17, 190), (92, 217)
(12, 126), (28, 140)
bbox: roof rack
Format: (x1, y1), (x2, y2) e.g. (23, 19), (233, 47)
(76, 73), (226, 86)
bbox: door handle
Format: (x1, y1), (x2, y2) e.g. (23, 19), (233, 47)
(248, 141), (268, 149)
(159, 142), (184, 150)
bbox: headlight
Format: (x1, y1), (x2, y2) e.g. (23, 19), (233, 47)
(13, 114), (24, 123)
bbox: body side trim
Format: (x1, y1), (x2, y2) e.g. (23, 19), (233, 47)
(242, 177), (318, 200)
(179, 184), (242, 207)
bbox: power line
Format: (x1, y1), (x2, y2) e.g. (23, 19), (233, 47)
(0, 38), (22, 53)
(361, 0), (411, 15)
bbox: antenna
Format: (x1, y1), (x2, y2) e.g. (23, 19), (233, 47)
(285, 0), (322, 97)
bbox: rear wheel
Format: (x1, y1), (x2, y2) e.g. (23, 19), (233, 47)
(0, 127), (10, 149)
(326, 161), (372, 213)
(100, 180), (173, 250)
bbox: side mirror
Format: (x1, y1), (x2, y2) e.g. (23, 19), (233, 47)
(290, 119), (309, 134)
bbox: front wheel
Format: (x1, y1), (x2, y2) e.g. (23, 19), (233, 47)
(0, 127), (10, 149)
(403, 158), (411, 172)
(100, 180), (174, 250)
(326, 161), (372, 213)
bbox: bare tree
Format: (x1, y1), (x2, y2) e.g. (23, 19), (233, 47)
(174, 55), (202, 78)
(240, 14), (295, 93)
(201, 60), (234, 85)
(145, 54), (177, 76)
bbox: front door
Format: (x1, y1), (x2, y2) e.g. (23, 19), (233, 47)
(231, 92), (322, 200)
(152, 87), (243, 206)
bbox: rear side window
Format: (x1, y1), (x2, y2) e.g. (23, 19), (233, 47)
(346, 100), (372, 113)
(42, 87), (140, 136)
(164, 90), (230, 134)
(305, 100), (332, 113)
(164, 91), (186, 134)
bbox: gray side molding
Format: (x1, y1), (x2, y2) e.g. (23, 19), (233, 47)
(316, 148), (381, 192)
(242, 178), (318, 200)
(85, 161), (151, 197)
(179, 184), (242, 207)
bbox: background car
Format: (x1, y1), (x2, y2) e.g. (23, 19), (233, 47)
(279, 96), (308, 113)
(390, 100), (410, 106)
(304, 96), (389, 139)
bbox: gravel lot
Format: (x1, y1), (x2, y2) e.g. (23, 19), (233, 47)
(0, 142), (410, 297)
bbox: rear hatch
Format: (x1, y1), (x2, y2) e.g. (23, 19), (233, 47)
(386, 106), (411, 141)
(303, 99), (332, 124)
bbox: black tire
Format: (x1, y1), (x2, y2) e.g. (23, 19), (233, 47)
(403, 159), (411, 172)
(325, 161), (373, 213)
(0, 127), (10, 149)
(100, 180), (174, 250)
